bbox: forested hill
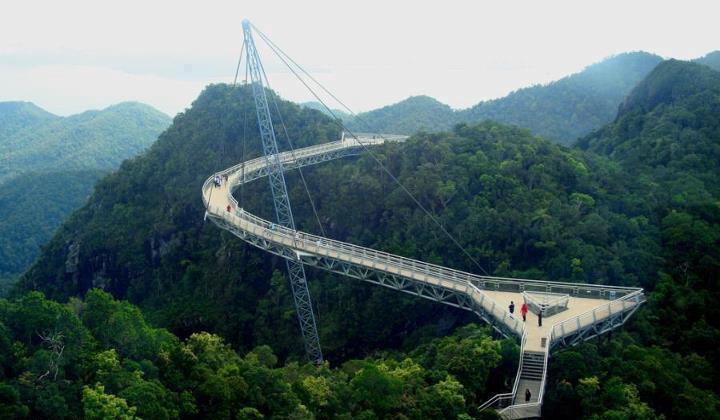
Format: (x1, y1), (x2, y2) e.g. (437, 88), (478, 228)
(16, 81), (720, 417)
(343, 95), (455, 133)
(578, 59), (720, 190)
(346, 51), (664, 144)
(0, 101), (59, 141)
(300, 101), (351, 120)
(0, 102), (170, 284)
(694, 50), (720, 71)
(0, 101), (170, 184)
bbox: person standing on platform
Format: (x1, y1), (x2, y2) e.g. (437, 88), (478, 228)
(521, 303), (528, 322)
(509, 301), (515, 314)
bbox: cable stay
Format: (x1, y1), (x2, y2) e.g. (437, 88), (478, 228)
(250, 23), (490, 277)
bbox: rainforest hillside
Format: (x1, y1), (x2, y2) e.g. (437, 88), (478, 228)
(16, 65), (720, 418)
(346, 52), (664, 144)
(0, 289), (518, 419)
(544, 58), (720, 418)
(0, 102), (170, 283)
(0, 102), (170, 185)
(695, 50), (720, 71)
(0, 102), (58, 141)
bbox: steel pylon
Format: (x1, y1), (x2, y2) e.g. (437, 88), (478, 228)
(242, 20), (323, 364)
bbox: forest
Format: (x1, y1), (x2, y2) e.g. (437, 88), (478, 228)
(0, 102), (170, 282)
(346, 51), (720, 146)
(6, 56), (720, 418)
(345, 52), (664, 144)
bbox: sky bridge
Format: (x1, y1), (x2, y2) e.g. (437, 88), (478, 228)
(202, 133), (645, 419)
(202, 20), (645, 418)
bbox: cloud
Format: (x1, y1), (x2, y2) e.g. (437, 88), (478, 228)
(1, 0), (718, 114)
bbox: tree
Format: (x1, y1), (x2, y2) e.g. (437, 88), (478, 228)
(82, 384), (137, 420)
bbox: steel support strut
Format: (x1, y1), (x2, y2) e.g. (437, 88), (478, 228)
(242, 20), (323, 363)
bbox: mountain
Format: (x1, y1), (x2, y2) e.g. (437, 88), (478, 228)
(346, 52), (664, 145)
(0, 101), (59, 141)
(695, 50), (720, 71)
(0, 101), (171, 184)
(16, 85), (485, 363)
(460, 51), (664, 144)
(8, 84), (662, 352)
(345, 95), (455, 133)
(0, 102), (170, 282)
(301, 101), (351, 121)
(550, 59), (720, 419)
(578, 59), (720, 194)
(17, 80), (720, 418)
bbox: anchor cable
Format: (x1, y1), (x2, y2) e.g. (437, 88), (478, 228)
(252, 25), (490, 276)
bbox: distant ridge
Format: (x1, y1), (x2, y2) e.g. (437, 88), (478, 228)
(0, 101), (59, 141)
(0, 101), (171, 281)
(578, 59), (720, 187)
(694, 50), (720, 71)
(345, 51), (664, 144)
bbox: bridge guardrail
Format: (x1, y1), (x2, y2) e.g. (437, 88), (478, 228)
(550, 289), (645, 342)
(203, 134), (643, 341)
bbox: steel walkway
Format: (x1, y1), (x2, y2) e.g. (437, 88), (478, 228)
(202, 133), (645, 418)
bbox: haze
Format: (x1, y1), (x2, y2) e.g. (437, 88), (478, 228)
(1, 0), (718, 116)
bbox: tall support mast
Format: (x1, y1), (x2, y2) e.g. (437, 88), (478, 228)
(242, 20), (323, 363)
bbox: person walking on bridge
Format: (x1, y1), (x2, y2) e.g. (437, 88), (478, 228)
(525, 388), (532, 402)
(538, 310), (543, 327)
(521, 302), (528, 322)
(509, 301), (515, 314)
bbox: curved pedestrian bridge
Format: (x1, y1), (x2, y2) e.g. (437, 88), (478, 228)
(202, 133), (645, 419)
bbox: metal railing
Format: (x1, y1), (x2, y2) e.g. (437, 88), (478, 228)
(495, 288), (645, 418)
(203, 132), (646, 420)
(478, 330), (528, 412)
(202, 134), (644, 342)
(551, 289), (645, 342)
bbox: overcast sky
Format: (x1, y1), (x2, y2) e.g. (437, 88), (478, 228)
(1, 0), (718, 117)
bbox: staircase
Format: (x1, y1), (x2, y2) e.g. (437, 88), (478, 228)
(513, 351), (545, 405)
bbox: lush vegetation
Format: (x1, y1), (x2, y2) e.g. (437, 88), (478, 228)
(300, 101), (351, 121)
(544, 59), (720, 419)
(14, 55), (720, 419)
(695, 50), (720, 71)
(0, 102), (170, 282)
(0, 102), (170, 185)
(0, 289), (513, 419)
(346, 52), (664, 145)
(0, 102), (58, 142)
(344, 95), (456, 134)
(0, 170), (105, 288)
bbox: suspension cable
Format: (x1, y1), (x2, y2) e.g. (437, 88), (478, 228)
(252, 25), (490, 276)
(253, 41), (328, 237)
(233, 39), (246, 86)
(239, 59), (249, 208)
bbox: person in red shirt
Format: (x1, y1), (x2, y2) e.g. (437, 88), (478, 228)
(521, 302), (528, 322)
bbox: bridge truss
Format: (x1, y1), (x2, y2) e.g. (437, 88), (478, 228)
(206, 21), (646, 419)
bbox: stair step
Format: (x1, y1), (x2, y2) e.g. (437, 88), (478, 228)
(522, 364), (544, 370)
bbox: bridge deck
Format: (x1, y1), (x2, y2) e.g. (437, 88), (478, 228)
(202, 134), (645, 419)
(481, 290), (611, 352)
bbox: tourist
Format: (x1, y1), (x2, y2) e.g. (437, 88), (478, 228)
(521, 303), (528, 322)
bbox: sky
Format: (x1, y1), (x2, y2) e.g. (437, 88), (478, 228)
(1, 0), (718, 117)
